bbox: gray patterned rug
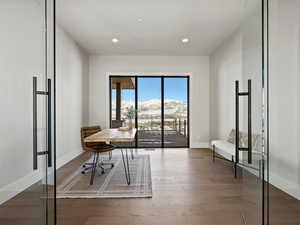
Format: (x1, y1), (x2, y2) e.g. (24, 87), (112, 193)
(57, 154), (152, 198)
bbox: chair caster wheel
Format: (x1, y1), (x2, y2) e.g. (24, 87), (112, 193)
(111, 164), (114, 168)
(82, 165), (86, 168)
(81, 171), (85, 174)
(101, 170), (105, 174)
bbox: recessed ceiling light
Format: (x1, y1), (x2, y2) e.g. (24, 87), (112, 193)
(138, 18), (143, 22)
(112, 38), (119, 43)
(181, 38), (190, 43)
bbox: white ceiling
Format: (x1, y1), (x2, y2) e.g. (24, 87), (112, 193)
(57, 0), (258, 56)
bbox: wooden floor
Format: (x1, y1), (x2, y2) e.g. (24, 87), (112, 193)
(57, 149), (243, 225)
(269, 184), (300, 225)
(1, 148), (300, 225)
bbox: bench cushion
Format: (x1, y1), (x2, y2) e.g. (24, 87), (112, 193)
(211, 140), (235, 160)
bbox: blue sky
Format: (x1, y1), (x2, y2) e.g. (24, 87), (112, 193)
(112, 77), (187, 102)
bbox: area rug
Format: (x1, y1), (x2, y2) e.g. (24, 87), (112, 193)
(56, 154), (152, 199)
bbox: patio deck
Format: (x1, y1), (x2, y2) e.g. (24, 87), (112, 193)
(113, 130), (188, 148)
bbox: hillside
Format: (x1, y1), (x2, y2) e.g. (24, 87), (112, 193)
(112, 99), (187, 119)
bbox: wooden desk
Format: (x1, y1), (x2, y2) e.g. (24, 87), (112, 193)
(84, 128), (136, 143)
(84, 128), (137, 185)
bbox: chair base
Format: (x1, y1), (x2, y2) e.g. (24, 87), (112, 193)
(81, 159), (114, 175)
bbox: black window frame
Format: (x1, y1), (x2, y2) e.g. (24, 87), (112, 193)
(109, 75), (190, 148)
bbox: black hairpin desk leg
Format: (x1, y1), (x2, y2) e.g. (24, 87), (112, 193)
(121, 148), (131, 185)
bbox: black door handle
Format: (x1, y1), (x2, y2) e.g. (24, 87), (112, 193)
(47, 78), (52, 167)
(235, 79), (252, 164)
(33, 77), (38, 170)
(32, 77), (52, 170)
(248, 80), (252, 164)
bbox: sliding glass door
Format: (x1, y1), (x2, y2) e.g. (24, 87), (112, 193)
(109, 76), (189, 148)
(0, 0), (56, 225)
(137, 77), (162, 147)
(163, 77), (189, 148)
(238, 0), (268, 224)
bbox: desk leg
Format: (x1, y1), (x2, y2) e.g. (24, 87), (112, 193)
(90, 152), (99, 185)
(130, 148), (134, 160)
(121, 148), (131, 185)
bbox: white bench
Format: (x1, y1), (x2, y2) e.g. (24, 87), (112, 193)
(211, 130), (261, 178)
(211, 139), (237, 177)
(211, 140), (235, 161)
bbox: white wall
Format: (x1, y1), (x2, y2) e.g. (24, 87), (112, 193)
(210, 31), (243, 140)
(210, 9), (262, 140)
(89, 55), (210, 148)
(56, 26), (89, 165)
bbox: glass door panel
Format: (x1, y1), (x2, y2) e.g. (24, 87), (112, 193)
(137, 77), (162, 148)
(238, 0), (267, 224)
(268, 0), (300, 224)
(0, 0), (55, 225)
(47, 0), (56, 223)
(163, 77), (189, 147)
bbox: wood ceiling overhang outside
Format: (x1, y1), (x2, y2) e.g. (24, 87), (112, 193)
(111, 77), (135, 89)
(111, 77), (135, 122)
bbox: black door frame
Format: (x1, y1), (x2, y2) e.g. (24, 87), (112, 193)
(109, 75), (190, 148)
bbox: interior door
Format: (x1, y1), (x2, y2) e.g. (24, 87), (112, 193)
(0, 0), (55, 225)
(237, 0), (268, 224)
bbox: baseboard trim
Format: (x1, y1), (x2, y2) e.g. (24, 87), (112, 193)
(190, 142), (210, 148)
(0, 149), (83, 205)
(269, 172), (300, 200)
(56, 149), (84, 169)
(0, 170), (42, 205)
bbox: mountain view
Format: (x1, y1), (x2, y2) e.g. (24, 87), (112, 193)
(111, 77), (188, 133)
(112, 98), (187, 120)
